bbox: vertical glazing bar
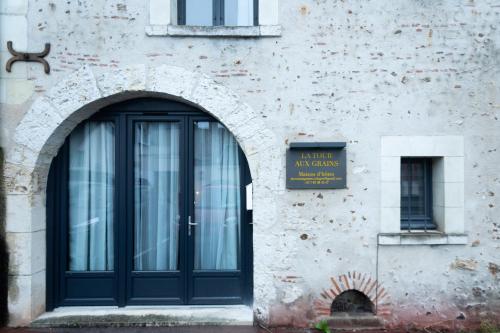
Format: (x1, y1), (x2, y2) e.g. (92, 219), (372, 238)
(428, 159), (433, 230)
(178, 0), (186, 25)
(253, 0), (259, 25)
(423, 160), (427, 232)
(214, 0), (220, 25)
(220, 0), (225, 25)
(408, 159), (412, 231)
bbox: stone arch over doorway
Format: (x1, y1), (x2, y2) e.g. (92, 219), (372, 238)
(4, 65), (281, 326)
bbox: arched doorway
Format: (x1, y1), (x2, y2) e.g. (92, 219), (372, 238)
(46, 98), (253, 308)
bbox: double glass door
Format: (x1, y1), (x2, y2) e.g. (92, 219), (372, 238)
(47, 100), (252, 308)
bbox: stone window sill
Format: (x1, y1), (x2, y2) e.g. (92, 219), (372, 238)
(146, 24), (282, 37)
(378, 232), (467, 246)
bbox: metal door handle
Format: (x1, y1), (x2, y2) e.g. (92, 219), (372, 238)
(188, 216), (197, 236)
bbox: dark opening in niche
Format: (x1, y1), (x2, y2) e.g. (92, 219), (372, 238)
(331, 290), (374, 314)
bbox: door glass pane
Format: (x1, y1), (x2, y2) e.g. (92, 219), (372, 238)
(225, 0), (253, 26)
(194, 122), (241, 270)
(186, 0), (213, 26)
(69, 122), (115, 271)
(134, 122), (180, 271)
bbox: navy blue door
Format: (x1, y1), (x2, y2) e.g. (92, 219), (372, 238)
(46, 98), (253, 308)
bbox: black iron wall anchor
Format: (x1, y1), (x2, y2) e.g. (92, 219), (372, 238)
(6, 41), (51, 74)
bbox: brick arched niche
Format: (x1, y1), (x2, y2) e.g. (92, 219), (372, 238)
(5, 65), (281, 326)
(314, 272), (392, 320)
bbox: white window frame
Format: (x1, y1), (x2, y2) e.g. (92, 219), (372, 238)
(146, 0), (281, 37)
(379, 136), (467, 245)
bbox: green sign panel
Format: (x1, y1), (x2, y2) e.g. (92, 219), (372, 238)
(286, 142), (346, 189)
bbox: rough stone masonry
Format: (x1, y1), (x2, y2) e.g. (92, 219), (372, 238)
(0, 0), (499, 330)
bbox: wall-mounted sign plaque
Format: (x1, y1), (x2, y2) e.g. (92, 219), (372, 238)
(286, 142), (346, 189)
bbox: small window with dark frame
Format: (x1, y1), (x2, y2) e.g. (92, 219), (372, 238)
(178, 0), (258, 26)
(400, 158), (435, 230)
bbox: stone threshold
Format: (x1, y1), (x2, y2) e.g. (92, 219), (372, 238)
(31, 305), (254, 328)
(326, 312), (384, 331)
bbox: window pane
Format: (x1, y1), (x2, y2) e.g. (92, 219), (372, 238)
(186, 0), (213, 26)
(401, 158), (434, 229)
(194, 122), (241, 270)
(69, 122), (115, 271)
(225, 0), (254, 26)
(134, 122), (180, 271)
(401, 159), (426, 218)
(410, 162), (425, 216)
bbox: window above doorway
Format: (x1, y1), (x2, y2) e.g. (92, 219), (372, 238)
(179, 0), (257, 27)
(146, 0), (281, 37)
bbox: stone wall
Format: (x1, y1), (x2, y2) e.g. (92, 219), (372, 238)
(0, 147), (7, 327)
(1, 0), (29, 326)
(0, 0), (499, 329)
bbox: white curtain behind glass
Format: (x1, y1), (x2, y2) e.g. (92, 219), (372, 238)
(194, 122), (241, 270)
(69, 122), (115, 271)
(186, 0), (213, 26)
(185, 0), (253, 26)
(134, 122), (180, 271)
(225, 0), (254, 26)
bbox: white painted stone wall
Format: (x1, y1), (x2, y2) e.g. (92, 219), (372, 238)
(1, 0), (499, 329)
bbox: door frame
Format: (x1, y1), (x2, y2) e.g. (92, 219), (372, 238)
(46, 98), (253, 309)
(187, 117), (252, 305)
(125, 114), (187, 306)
